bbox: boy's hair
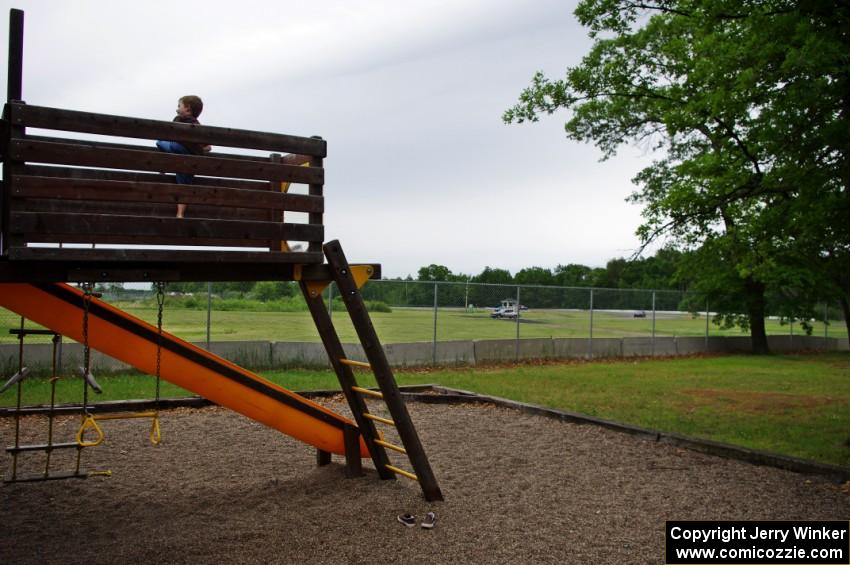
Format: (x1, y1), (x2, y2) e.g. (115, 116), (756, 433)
(179, 95), (203, 118)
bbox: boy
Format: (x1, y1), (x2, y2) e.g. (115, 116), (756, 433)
(156, 95), (211, 218)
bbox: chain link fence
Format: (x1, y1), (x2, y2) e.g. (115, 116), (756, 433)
(1, 280), (847, 348)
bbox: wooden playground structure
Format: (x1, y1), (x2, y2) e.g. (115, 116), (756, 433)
(0, 9), (442, 502)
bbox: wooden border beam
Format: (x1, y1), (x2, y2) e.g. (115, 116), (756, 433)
(9, 103), (327, 157)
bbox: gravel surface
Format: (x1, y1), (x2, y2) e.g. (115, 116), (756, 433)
(1, 398), (848, 564)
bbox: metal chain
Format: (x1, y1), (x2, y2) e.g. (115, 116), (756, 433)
(81, 282), (93, 410)
(154, 282), (165, 407)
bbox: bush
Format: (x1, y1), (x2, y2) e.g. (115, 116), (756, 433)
(121, 292), (391, 314)
(331, 297), (392, 313)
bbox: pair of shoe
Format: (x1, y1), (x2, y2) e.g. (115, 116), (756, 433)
(398, 512), (436, 529)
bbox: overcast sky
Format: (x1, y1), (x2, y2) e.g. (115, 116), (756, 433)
(0, 0), (653, 278)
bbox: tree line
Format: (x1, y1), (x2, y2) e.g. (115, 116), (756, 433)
(148, 245), (826, 316)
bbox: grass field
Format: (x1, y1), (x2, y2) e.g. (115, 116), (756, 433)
(3, 353), (848, 468)
(3, 304), (846, 345)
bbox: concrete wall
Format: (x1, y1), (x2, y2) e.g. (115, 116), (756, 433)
(1, 335), (846, 375)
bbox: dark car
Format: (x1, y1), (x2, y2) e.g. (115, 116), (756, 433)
(633, 310), (646, 318)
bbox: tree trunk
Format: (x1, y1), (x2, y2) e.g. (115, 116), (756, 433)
(840, 295), (850, 350)
(744, 277), (770, 354)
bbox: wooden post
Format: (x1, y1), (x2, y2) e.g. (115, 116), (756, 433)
(7, 9), (23, 102)
(3, 10), (25, 255)
(308, 136), (323, 254)
(343, 424), (363, 478)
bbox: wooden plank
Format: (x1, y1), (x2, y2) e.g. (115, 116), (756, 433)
(0, 259), (379, 283)
(7, 247), (324, 264)
(20, 235), (278, 248)
(25, 165), (280, 191)
(26, 134), (309, 166)
(19, 199), (282, 223)
(10, 140), (324, 184)
(12, 176), (324, 213)
(10, 212), (322, 243)
(20, 198), (244, 218)
(9, 103), (327, 157)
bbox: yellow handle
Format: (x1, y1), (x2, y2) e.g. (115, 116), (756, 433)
(149, 414), (162, 446)
(76, 414), (105, 447)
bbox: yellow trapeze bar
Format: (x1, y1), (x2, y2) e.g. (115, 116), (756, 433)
(91, 411), (158, 421)
(77, 412), (162, 447)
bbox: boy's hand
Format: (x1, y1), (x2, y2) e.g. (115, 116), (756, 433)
(203, 145), (212, 153)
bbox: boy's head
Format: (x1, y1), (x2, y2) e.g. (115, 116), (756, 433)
(178, 95), (203, 118)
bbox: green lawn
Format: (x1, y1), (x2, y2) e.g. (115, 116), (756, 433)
(3, 353), (848, 468)
(3, 305), (845, 344)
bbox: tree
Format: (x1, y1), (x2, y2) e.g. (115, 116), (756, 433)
(504, 0), (849, 353)
(473, 267), (513, 285)
(417, 264), (453, 282)
(251, 281), (295, 302)
(554, 263), (594, 287)
(514, 266), (555, 286)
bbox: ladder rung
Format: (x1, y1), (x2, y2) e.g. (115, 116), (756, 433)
(6, 442), (80, 454)
(363, 412), (395, 426)
(351, 386), (383, 399)
(4, 470), (89, 483)
(340, 358), (371, 369)
(374, 439), (407, 454)
(385, 464), (418, 481)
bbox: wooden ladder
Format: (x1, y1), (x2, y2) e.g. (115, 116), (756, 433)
(299, 240), (443, 502)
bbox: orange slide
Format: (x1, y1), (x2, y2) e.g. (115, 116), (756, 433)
(0, 283), (368, 457)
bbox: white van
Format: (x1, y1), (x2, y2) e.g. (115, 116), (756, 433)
(491, 299), (519, 319)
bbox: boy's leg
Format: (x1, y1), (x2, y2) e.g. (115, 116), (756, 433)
(156, 140), (191, 154)
(156, 141), (193, 217)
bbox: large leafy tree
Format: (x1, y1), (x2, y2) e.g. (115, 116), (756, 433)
(504, 0), (849, 352)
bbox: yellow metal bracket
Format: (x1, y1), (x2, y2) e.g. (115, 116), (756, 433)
(350, 265), (374, 289)
(302, 264), (373, 297)
(304, 280), (330, 298)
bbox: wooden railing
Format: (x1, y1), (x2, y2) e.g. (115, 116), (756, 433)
(0, 102), (326, 264)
